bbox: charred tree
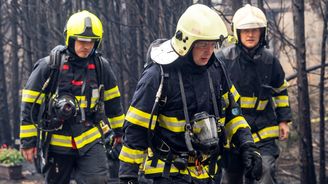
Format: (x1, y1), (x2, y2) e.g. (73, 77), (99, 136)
(292, 0), (316, 183)
(318, 1), (328, 183)
(9, 0), (20, 145)
(0, 0), (11, 145)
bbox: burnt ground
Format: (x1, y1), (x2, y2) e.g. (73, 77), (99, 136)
(275, 121), (328, 184)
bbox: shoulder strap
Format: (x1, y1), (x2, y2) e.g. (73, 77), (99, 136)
(177, 70), (196, 155)
(95, 53), (105, 86)
(207, 70), (220, 118)
(47, 45), (67, 94)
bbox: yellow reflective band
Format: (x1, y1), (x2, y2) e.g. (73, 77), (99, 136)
(222, 92), (229, 108)
(240, 97), (256, 108)
(104, 86), (121, 101)
(90, 97), (98, 108)
(144, 161), (171, 174)
(273, 80), (288, 93)
(158, 114), (186, 132)
(125, 106), (157, 129)
(225, 116), (250, 143)
(109, 114), (125, 129)
(230, 85), (240, 102)
(144, 159), (214, 179)
(252, 126), (279, 143)
(74, 127), (101, 149)
(22, 89), (45, 104)
(256, 100), (268, 110)
(272, 96), (289, 108)
(240, 97), (268, 110)
(19, 124), (37, 138)
(119, 145), (146, 164)
(222, 85), (239, 108)
(76, 96), (87, 108)
(219, 117), (225, 125)
(50, 134), (72, 147)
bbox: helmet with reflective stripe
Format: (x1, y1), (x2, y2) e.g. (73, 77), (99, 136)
(171, 4), (228, 57)
(64, 10), (103, 50)
(232, 4), (267, 44)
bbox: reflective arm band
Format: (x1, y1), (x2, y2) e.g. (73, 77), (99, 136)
(109, 114), (125, 129)
(20, 124), (37, 138)
(125, 106), (157, 129)
(22, 89), (45, 104)
(272, 96), (289, 108)
(225, 116), (250, 143)
(252, 126), (279, 143)
(119, 145), (146, 164)
(104, 86), (121, 101)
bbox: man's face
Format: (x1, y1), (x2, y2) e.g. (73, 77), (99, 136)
(74, 39), (95, 58)
(239, 28), (261, 49)
(192, 41), (216, 66)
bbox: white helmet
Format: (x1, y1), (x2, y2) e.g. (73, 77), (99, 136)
(232, 4), (267, 43)
(151, 4), (228, 65)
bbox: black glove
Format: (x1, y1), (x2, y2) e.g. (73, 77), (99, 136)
(119, 178), (139, 184)
(109, 140), (123, 160)
(240, 142), (262, 180)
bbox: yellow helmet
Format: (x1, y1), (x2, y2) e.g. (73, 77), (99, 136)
(232, 4), (267, 43)
(64, 10), (103, 49)
(171, 4), (228, 57)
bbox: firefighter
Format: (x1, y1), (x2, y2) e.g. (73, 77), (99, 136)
(216, 4), (292, 184)
(19, 10), (124, 184)
(119, 4), (262, 184)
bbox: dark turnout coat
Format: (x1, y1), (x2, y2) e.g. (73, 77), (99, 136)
(20, 47), (124, 155)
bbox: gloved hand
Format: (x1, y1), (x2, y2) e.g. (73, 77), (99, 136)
(119, 177), (139, 184)
(240, 142), (262, 180)
(109, 136), (123, 159)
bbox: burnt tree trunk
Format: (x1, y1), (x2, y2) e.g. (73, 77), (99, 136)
(319, 1), (328, 184)
(0, 0), (11, 145)
(292, 0), (316, 183)
(10, 0), (20, 145)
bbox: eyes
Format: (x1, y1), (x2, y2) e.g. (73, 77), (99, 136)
(193, 41), (218, 49)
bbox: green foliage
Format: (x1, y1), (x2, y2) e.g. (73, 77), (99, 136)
(0, 148), (24, 166)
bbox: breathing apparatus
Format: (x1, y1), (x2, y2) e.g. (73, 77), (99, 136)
(30, 46), (81, 132)
(50, 94), (77, 121)
(31, 85), (81, 132)
(189, 112), (220, 153)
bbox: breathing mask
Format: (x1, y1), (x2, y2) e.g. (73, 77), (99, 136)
(190, 111), (220, 153)
(50, 93), (77, 121)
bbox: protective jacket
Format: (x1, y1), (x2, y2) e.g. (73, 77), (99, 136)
(216, 45), (292, 154)
(119, 52), (254, 180)
(20, 47), (124, 155)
